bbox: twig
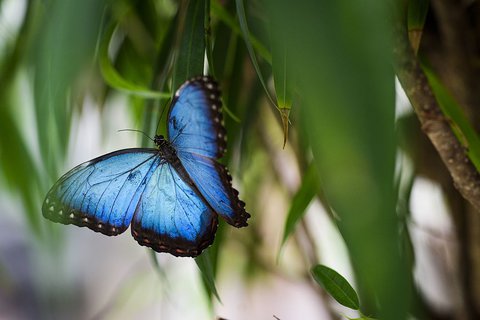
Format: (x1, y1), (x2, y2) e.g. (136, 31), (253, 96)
(393, 21), (480, 213)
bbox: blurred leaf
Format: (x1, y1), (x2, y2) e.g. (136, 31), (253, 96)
(172, 0), (206, 89)
(149, 250), (168, 281)
(266, 1), (409, 319)
(211, 0), (271, 63)
(0, 99), (41, 235)
(99, 23), (170, 99)
(34, 0), (107, 178)
(279, 164), (319, 251)
(205, 0), (215, 77)
(423, 65), (480, 172)
(195, 250), (222, 303)
(270, 32), (292, 109)
(235, 0), (291, 145)
(270, 26), (293, 147)
(311, 264), (360, 310)
(407, 0), (429, 54)
(140, 12), (178, 144)
(235, 0), (275, 108)
(0, 1), (40, 234)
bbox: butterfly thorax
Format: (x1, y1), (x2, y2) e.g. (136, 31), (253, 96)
(154, 135), (178, 162)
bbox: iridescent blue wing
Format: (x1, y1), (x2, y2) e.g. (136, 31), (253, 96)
(131, 161), (218, 257)
(42, 149), (160, 235)
(177, 151), (249, 227)
(168, 76), (226, 159)
(167, 76), (250, 227)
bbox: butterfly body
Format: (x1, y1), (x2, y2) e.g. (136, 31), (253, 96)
(43, 76), (249, 257)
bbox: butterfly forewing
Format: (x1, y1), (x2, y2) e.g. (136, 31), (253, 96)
(43, 149), (159, 235)
(168, 76), (227, 159)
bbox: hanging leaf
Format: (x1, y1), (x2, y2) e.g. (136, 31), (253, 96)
(407, 0), (429, 54)
(235, 0), (276, 109)
(271, 35), (293, 148)
(311, 265), (360, 310)
(98, 23), (170, 99)
(172, 0), (206, 89)
(195, 249), (222, 303)
(279, 164), (319, 252)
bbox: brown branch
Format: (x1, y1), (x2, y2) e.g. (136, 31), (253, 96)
(393, 22), (480, 213)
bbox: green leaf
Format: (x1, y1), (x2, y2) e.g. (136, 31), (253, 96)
(34, 0), (107, 178)
(270, 23), (293, 147)
(98, 23), (170, 99)
(311, 265), (360, 310)
(195, 250), (222, 303)
(0, 96), (41, 235)
(0, 0), (41, 235)
(211, 0), (271, 63)
(279, 164), (319, 250)
(407, 0), (429, 30)
(271, 37), (292, 110)
(266, 1), (409, 319)
(423, 65), (480, 172)
(172, 0), (206, 90)
(407, 0), (429, 53)
(235, 0), (276, 108)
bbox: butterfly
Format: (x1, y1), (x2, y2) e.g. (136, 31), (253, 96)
(42, 76), (250, 257)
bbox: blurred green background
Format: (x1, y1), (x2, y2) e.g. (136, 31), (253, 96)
(1, 0), (476, 319)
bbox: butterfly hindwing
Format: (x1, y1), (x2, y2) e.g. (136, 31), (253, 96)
(131, 161), (218, 257)
(177, 151), (249, 227)
(168, 76), (227, 159)
(42, 149), (159, 236)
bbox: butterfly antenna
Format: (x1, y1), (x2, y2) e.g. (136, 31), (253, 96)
(117, 129), (155, 142)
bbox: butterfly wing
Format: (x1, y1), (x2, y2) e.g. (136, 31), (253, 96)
(168, 76), (226, 159)
(131, 161), (218, 257)
(177, 151), (249, 227)
(42, 149), (160, 236)
(167, 76), (250, 227)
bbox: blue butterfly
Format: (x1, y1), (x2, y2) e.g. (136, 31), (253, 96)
(42, 76), (250, 257)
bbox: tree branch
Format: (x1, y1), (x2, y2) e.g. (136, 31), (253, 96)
(393, 22), (480, 213)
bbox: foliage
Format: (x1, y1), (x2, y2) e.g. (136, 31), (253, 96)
(1, 0), (480, 319)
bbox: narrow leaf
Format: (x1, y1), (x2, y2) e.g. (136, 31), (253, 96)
(235, 0), (276, 108)
(211, 0), (271, 63)
(98, 23), (170, 99)
(172, 0), (206, 89)
(311, 265), (360, 310)
(271, 34), (293, 148)
(271, 36), (292, 109)
(407, 0), (429, 54)
(195, 250), (222, 303)
(279, 164), (319, 250)
(423, 65), (480, 172)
